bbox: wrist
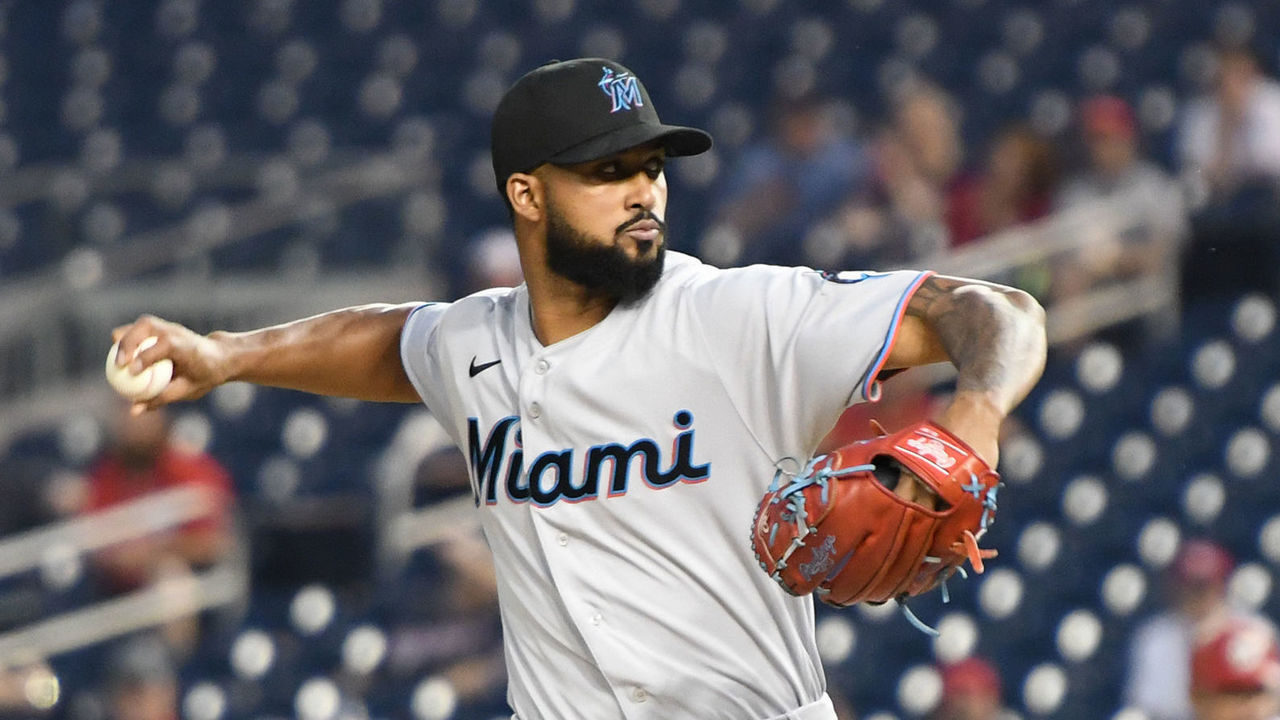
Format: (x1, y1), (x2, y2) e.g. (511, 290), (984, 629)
(936, 391), (1006, 466)
(205, 330), (244, 384)
(941, 391), (1006, 424)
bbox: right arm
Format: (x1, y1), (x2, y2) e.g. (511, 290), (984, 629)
(112, 302), (425, 412)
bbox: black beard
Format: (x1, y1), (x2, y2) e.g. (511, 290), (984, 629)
(544, 205), (666, 304)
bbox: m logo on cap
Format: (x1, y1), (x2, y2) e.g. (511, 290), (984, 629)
(598, 67), (643, 113)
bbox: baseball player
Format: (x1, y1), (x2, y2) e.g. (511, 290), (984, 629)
(111, 58), (1047, 719)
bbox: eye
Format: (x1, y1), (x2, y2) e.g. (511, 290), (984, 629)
(596, 162), (620, 179)
(644, 158), (665, 178)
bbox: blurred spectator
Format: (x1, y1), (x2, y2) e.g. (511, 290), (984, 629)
(835, 82), (963, 267)
(386, 448), (506, 714)
(1177, 46), (1280, 301)
(1178, 47), (1280, 199)
(1190, 614), (1280, 720)
(461, 227), (524, 297)
(947, 124), (1059, 247)
(1054, 95), (1188, 346)
(412, 445), (472, 506)
(85, 404), (235, 596)
(1058, 95), (1185, 228)
(1125, 539), (1238, 720)
(708, 95), (872, 266)
(0, 457), (62, 535)
(0, 458), (71, 633)
(931, 657), (1019, 720)
(101, 634), (180, 720)
(84, 403), (237, 658)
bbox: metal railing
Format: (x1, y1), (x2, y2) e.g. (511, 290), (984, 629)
(0, 486), (247, 665)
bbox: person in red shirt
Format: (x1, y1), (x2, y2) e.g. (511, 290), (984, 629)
(1191, 614), (1280, 720)
(86, 402), (234, 595)
(946, 125), (1059, 248)
(933, 657), (1018, 720)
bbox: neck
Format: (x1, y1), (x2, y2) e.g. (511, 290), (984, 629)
(522, 258), (618, 346)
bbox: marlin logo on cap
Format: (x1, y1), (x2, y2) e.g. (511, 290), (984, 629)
(598, 66), (643, 113)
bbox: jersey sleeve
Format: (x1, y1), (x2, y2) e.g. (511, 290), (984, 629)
(690, 265), (931, 455)
(399, 302), (451, 411)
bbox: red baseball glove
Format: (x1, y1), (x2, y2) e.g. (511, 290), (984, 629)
(751, 420), (1000, 630)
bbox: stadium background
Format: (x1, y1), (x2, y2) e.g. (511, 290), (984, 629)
(0, 1), (1278, 719)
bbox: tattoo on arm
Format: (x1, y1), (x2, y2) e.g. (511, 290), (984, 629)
(905, 274), (1047, 413)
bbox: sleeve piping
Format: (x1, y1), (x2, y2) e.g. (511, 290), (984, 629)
(856, 270), (935, 403)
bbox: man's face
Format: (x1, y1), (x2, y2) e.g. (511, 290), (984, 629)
(1176, 579), (1227, 622)
(111, 681), (178, 720)
(114, 403), (170, 469)
(1087, 132), (1135, 177)
(1194, 690), (1280, 720)
(1218, 53), (1258, 115)
(940, 691), (1002, 720)
(537, 143), (670, 302)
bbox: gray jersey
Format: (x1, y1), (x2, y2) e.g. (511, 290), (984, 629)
(400, 251), (929, 720)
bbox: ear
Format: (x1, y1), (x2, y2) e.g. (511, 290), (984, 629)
(506, 172), (543, 223)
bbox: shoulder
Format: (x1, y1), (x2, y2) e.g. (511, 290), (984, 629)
(412, 286), (523, 333)
(643, 251), (736, 299)
(1180, 96), (1218, 130)
(655, 253), (797, 298)
(1056, 176), (1100, 207)
(1131, 159), (1172, 181)
(663, 253), (925, 311)
(447, 285), (522, 315)
(1128, 162), (1178, 196)
(1254, 79), (1280, 109)
(1133, 611), (1186, 639)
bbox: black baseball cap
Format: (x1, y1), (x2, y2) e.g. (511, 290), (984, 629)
(491, 58), (713, 198)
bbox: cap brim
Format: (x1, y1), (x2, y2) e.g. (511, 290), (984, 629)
(548, 123), (712, 165)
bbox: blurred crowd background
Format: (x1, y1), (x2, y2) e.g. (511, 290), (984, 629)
(1, 1), (1280, 719)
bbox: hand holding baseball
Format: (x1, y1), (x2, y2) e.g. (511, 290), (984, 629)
(109, 315), (232, 413)
(105, 336), (173, 401)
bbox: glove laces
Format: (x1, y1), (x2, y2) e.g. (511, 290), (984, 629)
(897, 478), (1002, 636)
(767, 461), (1003, 637)
(764, 459), (876, 576)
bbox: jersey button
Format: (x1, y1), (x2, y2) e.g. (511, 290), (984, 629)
(528, 402), (542, 419)
(590, 613), (602, 626)
(557, 533), (568, 546)
(631, 688), (648, 703)
(535, 359), (550, 374)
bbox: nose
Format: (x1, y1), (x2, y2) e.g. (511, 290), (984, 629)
(624, 173), (659, 212)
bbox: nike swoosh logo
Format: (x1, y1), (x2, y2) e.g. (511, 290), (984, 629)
(469, 356), (502, 377)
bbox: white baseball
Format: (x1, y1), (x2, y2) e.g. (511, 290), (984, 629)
(105, 336), (174, 401)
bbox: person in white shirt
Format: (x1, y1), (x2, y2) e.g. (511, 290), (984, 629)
(1179, 47), (1280, 197)
(1126, 539), (1239, 720)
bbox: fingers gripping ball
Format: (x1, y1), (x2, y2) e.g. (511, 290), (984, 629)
(105, 337), (173, 401)
(751, 421), (1000, 618)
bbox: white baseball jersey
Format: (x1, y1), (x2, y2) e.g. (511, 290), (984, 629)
(400, 251), (930, 720)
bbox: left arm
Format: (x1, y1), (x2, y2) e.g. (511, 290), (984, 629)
(885, 274), (1048, 465)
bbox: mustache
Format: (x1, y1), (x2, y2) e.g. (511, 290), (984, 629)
(616, 211), (667, 235)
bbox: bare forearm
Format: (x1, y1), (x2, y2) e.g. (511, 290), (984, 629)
(909, 276), (1047, 416)
(887, 275), (1045, 465)
(215, 303), (421, 402)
